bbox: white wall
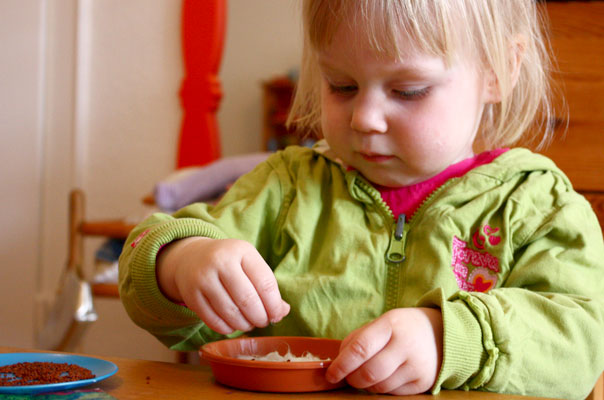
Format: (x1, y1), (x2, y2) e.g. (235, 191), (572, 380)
(219, 0), (302, 155)
(0, 0), (301, 361)
(69, 0), (186, 362)
(0, 0), (44, 348)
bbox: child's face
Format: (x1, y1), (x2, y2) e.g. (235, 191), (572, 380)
(318, 24), (493, 187)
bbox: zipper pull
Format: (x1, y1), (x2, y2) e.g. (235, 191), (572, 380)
(386, 214), (407, 263)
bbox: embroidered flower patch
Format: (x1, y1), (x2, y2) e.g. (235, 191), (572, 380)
(451, 225), (501, 292)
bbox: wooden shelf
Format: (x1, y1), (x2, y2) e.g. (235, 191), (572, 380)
(262, 76), (313, 151)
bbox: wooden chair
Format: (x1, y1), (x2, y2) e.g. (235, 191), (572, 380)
(68, 188), (195, 363)
(588, 374), (604, 400)
(540, 4), (604, 398)
(68, 188), (134, 299)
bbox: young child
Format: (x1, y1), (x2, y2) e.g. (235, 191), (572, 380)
(119, 0), (604, 398)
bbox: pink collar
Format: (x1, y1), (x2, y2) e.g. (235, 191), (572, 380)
(375, 149), (508, 219)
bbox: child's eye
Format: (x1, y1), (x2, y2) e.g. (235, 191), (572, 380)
(328, 83), (357, 95)
(393, 87), (431, 100)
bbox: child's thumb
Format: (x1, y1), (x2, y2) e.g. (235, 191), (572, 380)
(270, 300), (290, 324)
(279, 300), (291, 319)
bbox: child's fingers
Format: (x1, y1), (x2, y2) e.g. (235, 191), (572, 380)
(240, 251), (290, 324)
(326, 318), (392, 383)
(220, 264), (271, 328)
(184, 289), (237, 335)
(366, 362), (417, 395)
(197, 274), (255, 332)
(343, 339), (404, 389)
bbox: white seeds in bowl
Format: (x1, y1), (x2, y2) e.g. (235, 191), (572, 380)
(237, 349), (330, 362)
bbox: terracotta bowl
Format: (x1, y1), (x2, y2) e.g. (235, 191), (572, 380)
(200, 336), (345, 392)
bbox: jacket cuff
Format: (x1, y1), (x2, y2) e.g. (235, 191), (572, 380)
(433, 297), (488, 392)
(119, 218), (227, 333)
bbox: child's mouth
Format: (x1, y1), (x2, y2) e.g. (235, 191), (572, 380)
(359, 152), (394, 163)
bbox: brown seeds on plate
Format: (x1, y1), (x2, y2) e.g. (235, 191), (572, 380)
(0, 362), (95, 386)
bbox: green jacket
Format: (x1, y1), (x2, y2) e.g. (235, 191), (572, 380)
(119, 146), (604, 399)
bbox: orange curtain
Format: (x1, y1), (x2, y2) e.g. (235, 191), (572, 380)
(177, 0), (226, 168)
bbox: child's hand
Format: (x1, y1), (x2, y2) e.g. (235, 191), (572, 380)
(156, 237), (290, 335)
(326, 307), (443, 395)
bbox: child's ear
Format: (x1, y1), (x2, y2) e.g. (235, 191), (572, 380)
(508, 35), (526, 90)
(483, 35), (526, 104)
(483, 68), (502, 104)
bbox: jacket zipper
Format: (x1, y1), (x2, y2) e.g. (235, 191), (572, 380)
(354, 178), (408, 263)
(386, 214), (407, 263)
(355, 176), (458, 310)
(355, 177), (457, 260)
(354, 178), (406, 311)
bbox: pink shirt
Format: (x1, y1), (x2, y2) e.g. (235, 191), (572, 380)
(375, 149), (508, 219)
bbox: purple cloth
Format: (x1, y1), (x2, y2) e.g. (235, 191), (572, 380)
(153, 152), (271, 211)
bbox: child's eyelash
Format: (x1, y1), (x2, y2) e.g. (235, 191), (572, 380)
(327, 83), (431, 100)
(393, 87), (431, 100)
(327, 83), (357, 95)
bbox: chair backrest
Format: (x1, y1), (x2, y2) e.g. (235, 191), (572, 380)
(538, 1), (604, 233)
(541, 5), (604, 399)
(587, 373), (604, 400)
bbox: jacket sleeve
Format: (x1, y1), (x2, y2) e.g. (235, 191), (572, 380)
(432, 173), (604, 400)
(118, 153), (291, 350)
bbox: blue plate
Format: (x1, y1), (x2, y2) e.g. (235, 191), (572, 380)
(0, 352), (118, 394)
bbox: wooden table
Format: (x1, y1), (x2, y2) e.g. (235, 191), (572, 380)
(0, 347), (554, 399)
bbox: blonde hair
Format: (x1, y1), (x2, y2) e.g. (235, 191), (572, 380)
(288, 0), (561, 150)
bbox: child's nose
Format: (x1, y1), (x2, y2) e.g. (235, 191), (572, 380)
(350, 93), (388, 134)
